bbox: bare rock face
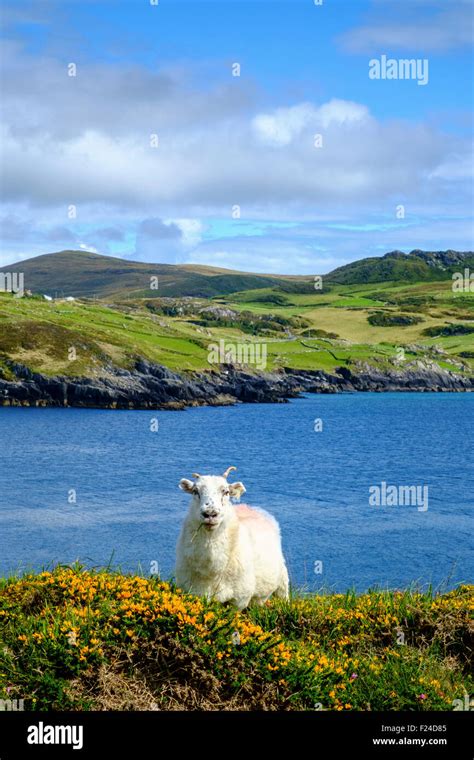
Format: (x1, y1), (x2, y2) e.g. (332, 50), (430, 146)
(0, 359), (472, 409)
(198, 306), (239, 320)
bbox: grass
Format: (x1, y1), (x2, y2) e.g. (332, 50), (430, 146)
(0, 276), (473, 381)
(0, 567), (472, 711)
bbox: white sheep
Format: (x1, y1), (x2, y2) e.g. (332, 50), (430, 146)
(176, 467), (289, 610)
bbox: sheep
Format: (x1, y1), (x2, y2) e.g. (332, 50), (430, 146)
(175, 466), (289, 610)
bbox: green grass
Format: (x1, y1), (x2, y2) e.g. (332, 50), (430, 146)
(0, 276), (473, 380)
(0, 567), (472, 711)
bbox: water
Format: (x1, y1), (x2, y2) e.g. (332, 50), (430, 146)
(0, 393), (472, 591)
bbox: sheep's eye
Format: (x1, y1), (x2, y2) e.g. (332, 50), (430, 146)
(192, 487), (199, 496)
(223, 489), (230, 496)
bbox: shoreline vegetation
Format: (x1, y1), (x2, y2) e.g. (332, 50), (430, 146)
(0, 567), (472, 711)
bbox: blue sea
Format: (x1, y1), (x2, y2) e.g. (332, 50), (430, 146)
(0, 393), (472, 591)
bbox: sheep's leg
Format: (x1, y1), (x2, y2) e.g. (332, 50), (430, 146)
(249, 595), (268, 606)
(231, 595), (252, 611)
(274, 570), (290, 600)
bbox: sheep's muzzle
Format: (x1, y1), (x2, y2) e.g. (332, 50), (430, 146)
(202, 514), (220, 528)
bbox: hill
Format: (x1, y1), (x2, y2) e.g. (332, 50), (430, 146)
(326, 249), (474, 286)
(0, 250), (312, 299)
(1, 249), (472, 300)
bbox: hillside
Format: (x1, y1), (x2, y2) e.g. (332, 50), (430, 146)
(0, 246), (473, 406)
(326, 250), (474, 286)
(0, 269), (473, 398)
(0, 250), (313, 299)
(1, 249), (472, 300)
(0, 567), (472, 711)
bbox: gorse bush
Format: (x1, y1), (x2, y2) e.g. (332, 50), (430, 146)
(422, 323), (474, 337)
(0, 568), (472, 711)
(367, 312), (424, 327)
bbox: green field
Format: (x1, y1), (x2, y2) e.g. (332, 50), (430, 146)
(0, 274), (473, 380)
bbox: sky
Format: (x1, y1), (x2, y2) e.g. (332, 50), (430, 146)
(0, 0), (473, 273)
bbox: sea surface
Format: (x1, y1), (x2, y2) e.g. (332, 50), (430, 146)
(0, 393), (472, 591)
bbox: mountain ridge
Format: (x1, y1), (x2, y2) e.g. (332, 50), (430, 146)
(0, 248), (472, 298)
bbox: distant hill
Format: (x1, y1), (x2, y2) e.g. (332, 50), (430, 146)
(0, 250), (310, 299)
(0, 248), (472, 298)
(326, 249), (474, 285)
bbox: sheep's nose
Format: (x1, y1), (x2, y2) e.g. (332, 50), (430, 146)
(202, 505), (218, 517)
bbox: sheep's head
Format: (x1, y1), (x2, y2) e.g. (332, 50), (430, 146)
(179, 467), (246, 530)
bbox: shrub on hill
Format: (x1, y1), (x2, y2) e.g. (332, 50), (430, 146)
(367, 312), (424, 327)
(422, 323), (474, 337)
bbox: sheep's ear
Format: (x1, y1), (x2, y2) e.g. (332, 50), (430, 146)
(229, 482), (246, 501)
(179, 479), (194, 493)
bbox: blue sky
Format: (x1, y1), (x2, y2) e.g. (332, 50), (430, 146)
(0, 0), (472, 272)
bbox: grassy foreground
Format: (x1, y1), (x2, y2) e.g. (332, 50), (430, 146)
(0, 568), (472, 711)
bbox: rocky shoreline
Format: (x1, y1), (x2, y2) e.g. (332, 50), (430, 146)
(0, 358), (472, 410)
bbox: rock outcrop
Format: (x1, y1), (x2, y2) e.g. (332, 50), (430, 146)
(0, 358), (472, 409)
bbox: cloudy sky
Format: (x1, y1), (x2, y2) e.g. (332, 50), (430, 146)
(0, 0), (472, 273)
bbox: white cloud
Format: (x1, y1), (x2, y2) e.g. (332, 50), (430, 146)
(340, 3), (473, 53)
(253, 103), (316, 147)
(79, 242), (99, 254)
(253, 100), (369, 146)
(429, 147), (474, 181)
(0, 96), (458, 211)
(316, 99), (370, 129)
(0, 43), (472, 272)
(165, 218), (204, 248)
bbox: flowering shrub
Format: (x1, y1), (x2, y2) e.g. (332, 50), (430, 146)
(0, 567), (472, 711)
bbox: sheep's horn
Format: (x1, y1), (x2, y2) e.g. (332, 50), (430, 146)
(192, 472), (201, 479)
(223, 466), (237, 479)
